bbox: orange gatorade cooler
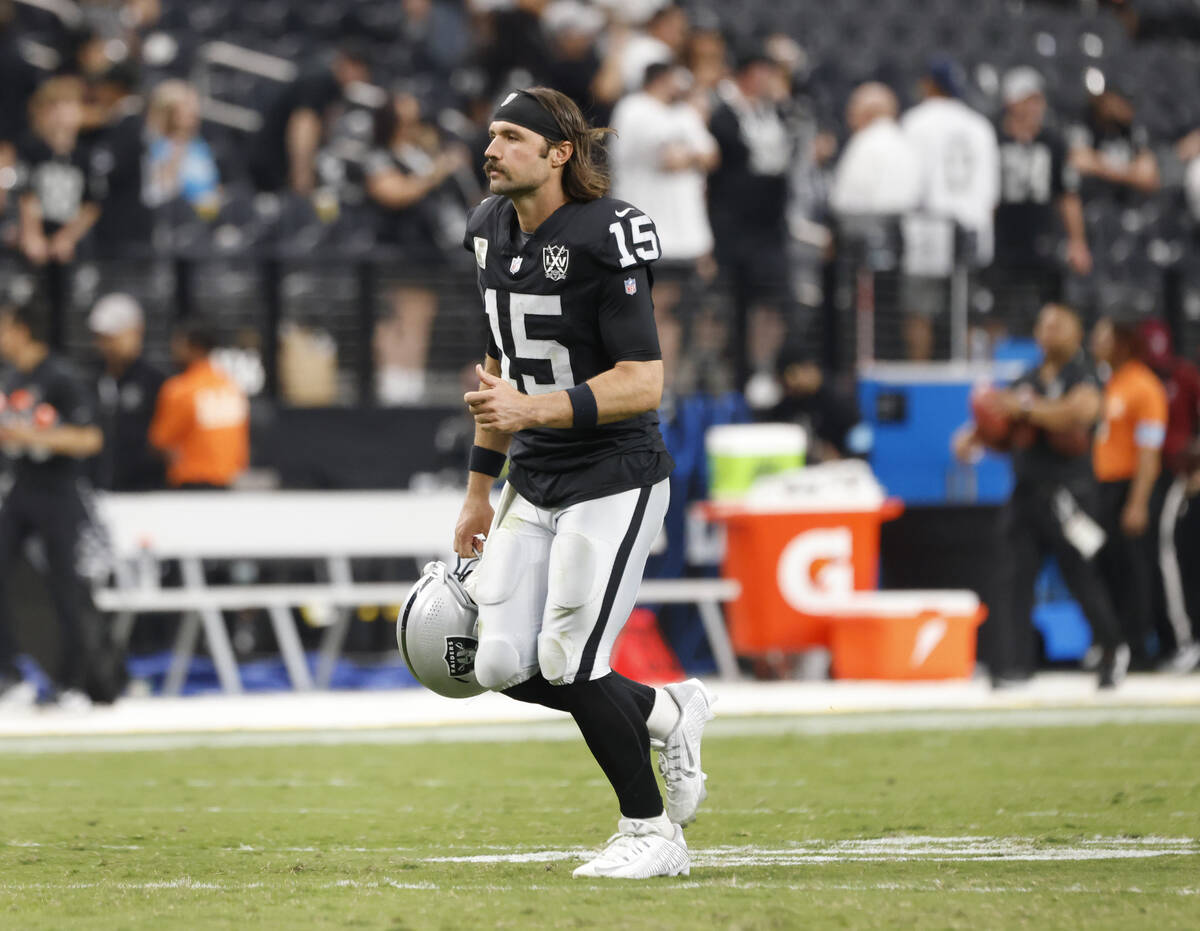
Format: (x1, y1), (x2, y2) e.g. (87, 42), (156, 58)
(704, 494), (904, 654)
(824, 591), (987, 680)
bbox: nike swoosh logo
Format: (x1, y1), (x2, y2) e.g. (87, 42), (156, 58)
(614, 207), (634, 217)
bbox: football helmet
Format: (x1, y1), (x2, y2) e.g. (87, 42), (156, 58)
(397, 560), (486, 698)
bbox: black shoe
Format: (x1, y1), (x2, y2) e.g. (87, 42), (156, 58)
(990, 670), (1034, 690)
(1098, 644), (1131, 689)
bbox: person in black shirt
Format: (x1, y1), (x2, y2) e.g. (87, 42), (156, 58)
(953, 302), (1127, 687)
(987, 67), (1090, 336)
(366, 90), (474, 403)
(15, 76), (102, 267)
(0, 302), (104, 708)
(249, 43), (371, 195)
(761, 347), (870, 462)
(452, 87), (711, 879)
(87, 293), (166, 491)
(707, 44), (793, 388)
(81, 60), (153, 257)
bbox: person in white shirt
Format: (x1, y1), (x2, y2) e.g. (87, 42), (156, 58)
(899, 58), (999, 359)
(830, 82), (920, 217)
(610, 63), (719, 390)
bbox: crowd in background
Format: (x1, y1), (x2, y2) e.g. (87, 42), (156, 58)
(0, 0), (1199, 694)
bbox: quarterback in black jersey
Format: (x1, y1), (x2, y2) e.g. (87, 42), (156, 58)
(452, 87), (714, 879)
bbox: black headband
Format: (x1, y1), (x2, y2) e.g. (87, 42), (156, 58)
(492, 90), (566, 143)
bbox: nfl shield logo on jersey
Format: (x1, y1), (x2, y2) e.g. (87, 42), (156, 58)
(510, 256), (523, 274)
(542, 244), (569, 281)
(624, 277), (637, 295)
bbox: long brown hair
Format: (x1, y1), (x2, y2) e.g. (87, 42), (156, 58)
(525, 86), (613, 202)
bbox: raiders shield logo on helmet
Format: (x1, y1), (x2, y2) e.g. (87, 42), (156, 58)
(542, 244), (569, 281)
(444, 636), (478, 682)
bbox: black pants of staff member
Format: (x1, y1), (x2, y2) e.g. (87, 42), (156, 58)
(1176, 484), (1200, 630)
(989, 479), (1123, 678)
(1097, 479), (1156, 663)
(0, 479), (97, 689)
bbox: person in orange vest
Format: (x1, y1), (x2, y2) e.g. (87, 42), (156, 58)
(149, 319), (249, 490)
(1091, 315), (1169, 667)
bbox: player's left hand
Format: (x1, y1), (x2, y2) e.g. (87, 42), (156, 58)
(0, 423), (38, 446)
(1120, 498), (1149, 537)
(464, 365), (539, 433)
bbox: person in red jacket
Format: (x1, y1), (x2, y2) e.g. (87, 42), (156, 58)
(1139, 319), (1200, 671)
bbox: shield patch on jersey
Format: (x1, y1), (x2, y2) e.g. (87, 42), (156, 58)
(542, 244), (569, 281)
(510, 256), (523, 274)
(444, 636), (478, 682)
(473, 236), (488, 269)
(624, 277), (637, 295)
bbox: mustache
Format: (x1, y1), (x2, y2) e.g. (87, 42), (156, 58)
(484, 160), (506, 175)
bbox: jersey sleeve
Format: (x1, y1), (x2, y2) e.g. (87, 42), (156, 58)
(591, 202), (662, 272)
(597, 266), (660, 363)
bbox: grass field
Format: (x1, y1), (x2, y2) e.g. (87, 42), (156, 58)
(1, 718), (1198, 930)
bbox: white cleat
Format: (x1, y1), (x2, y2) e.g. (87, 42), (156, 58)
(0, 678), (37, 709)
(657, 678), (715, 826)
(572, 818), (690, 879)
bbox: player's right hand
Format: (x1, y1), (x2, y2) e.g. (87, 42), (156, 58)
(453, 496), (495, 559)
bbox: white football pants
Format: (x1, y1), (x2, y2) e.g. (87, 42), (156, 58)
(470, 478), (669, 690)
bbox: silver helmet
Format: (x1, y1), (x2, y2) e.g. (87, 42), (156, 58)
(397, 560), (485, 698)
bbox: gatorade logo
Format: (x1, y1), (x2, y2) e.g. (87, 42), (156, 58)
(910, 617), (948, 668)
(776, 527), (854, 613)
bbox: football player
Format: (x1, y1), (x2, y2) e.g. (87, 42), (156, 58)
(452, 87), (714, 879)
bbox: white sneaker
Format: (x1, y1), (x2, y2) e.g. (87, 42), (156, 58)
(0, 678), (37, 709)
(656, 678), (715, 826)
(1081, 644), (1103, 671)
(55, 689), (93, 712)
(572, 818), (690, 879)
(1161, 642), (1200, 675)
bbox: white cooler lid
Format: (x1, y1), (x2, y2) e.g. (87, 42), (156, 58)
(822, 589), (982, 618)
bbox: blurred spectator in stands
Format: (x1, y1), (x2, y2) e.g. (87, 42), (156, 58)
(952, 302), (1126, 688)
(393, 0), (471, 83)
(1137, 318), (1200, 672)
(986, 67), (1089, 343)
(15, 76), (101, 267)
(611, 62), (718, 392)
(595, 3), (689, 102)
(1091, 315), (1168, 667)
(0, 0), (40, 206)
(149, 318), (249, 490)
(900, 57), (999, 361)
(759, 344), (870, 464)
(830, 82), (920, 217)
(83, 60), (153, 257)
(143, 80), (220, 215)
(0, 300), (105, 709)
(708, 42), (794, 394)
(249, 42), (371, 196)
(540, 1), (609, 121)
(87, 293), (166, 491)
(366, 91), (473, 404)
(1070, 86), (1160, 198)
(684, 26), (728, 95)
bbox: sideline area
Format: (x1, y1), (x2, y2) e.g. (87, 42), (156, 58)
(1, 674), (1198, 751)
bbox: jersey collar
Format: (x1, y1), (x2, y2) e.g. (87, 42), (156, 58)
(495, 197), (577, 256)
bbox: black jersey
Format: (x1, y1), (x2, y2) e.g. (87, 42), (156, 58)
(1, 354), (96, 486)
(995, 128), (1077, 267)
(1009, 350), (1100, 487)
(463, 194), (673, 508)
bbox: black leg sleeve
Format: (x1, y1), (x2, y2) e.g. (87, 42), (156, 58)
(566, 674), (663, 820)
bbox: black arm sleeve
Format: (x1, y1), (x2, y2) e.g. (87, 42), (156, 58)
(597, 267), (660, 363)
